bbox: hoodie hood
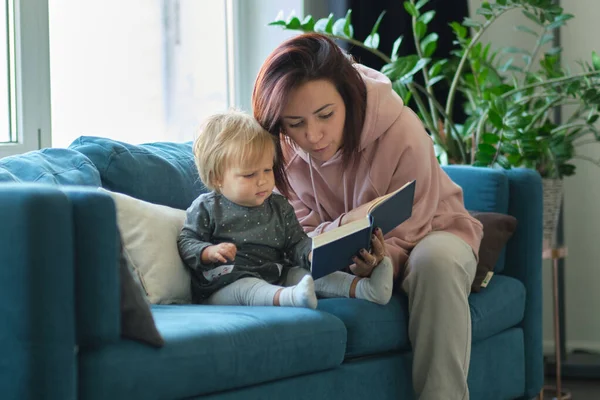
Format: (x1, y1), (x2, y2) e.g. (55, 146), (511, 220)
(293, 64), (404, 164)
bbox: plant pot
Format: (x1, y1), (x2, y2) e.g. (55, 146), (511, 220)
(542, 178), (564, 247)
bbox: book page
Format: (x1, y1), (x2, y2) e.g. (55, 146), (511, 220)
(312, 216), (371, 248)
(367, 180), (415, 214)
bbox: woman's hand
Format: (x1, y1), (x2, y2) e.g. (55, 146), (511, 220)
(202, 243), (237, 264)
(349, 227), (388, 277)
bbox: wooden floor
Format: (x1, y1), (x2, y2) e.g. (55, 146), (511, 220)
(542, 378), (600, 399)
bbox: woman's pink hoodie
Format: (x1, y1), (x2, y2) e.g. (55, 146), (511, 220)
(283, 64), (484, 279)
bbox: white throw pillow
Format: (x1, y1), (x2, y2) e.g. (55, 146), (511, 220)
(99, 188), (191, 304)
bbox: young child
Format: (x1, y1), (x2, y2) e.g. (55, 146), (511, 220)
(177, 110), (393, 309)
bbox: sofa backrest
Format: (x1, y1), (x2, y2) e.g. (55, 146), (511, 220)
(0, 148), (101, 186)
(69, 136), (207, 210)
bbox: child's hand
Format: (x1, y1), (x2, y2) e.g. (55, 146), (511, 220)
(203, 243), (237, 264)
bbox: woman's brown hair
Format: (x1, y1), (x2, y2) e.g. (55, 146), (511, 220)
(252, 33), (367, 197)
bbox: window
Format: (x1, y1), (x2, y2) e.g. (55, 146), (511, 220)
(0, 0), (51, 158)
(48, 0), (229, 148)
(0, 0), (16, 144)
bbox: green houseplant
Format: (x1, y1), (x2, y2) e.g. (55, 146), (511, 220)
(269, 0), (600, 182)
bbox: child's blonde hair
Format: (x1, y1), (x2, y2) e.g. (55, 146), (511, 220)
(194, 109), (276, 192)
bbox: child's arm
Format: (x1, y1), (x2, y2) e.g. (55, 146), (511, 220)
(177, 199), (221, 271)
(281, 200), (312, 270)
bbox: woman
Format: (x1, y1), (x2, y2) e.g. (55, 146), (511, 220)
(252, 33), (483, 400)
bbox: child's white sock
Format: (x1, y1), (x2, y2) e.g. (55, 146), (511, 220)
(355, 257), (393, 305)
(314, 257), (393, 305)
(278, 275), (318, 309)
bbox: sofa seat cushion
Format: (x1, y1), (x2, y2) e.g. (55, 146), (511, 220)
(470, 275), (526, 342)
(317, 295), (409, 358)
(69, 136), (206, 210)
(316, 275), (525, 359)
(79, 305), (347, 400)
(0, 148), (101, 186)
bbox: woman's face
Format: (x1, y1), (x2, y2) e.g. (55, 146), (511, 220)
(281, 79), (346, 163)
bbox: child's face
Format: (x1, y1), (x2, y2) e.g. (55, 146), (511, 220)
(218, 148), (275, 207)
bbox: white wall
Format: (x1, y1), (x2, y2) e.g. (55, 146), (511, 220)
(556, 0), (600, 353)
(468, 0), (600, 353)
(232, 0), (303, 113)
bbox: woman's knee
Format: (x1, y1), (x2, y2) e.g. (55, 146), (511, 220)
(407, 232), (476, 282)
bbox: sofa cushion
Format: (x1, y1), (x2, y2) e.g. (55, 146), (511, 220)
(443, 165), (510, 273)
(469, 212), (518, 292)
(317, 295), (409, 358)
(100, 188), (191, 304)
(119, 238), (164, 347)
(79, 305), (347, 399)
(442, 165), (509, 214)
(317, 275), (525, 359)
(470, 275), (526, 342)
(69, 136), (206, 210)
(0, 148), (101, 186)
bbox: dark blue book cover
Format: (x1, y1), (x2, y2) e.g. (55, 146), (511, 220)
(310, 180), (416, 279)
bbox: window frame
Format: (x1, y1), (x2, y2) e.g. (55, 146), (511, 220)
(0, 0), (51, 158)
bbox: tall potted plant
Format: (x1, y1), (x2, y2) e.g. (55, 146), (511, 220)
(269, 0), (600, 244)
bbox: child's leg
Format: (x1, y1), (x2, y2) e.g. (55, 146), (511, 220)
(282, 266), (311, 286)
(315, 256), (394, 305)
(205, 276), (317, 309)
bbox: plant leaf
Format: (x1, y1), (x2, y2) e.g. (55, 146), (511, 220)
(488, 109), (504, 129)
(415, 21), (427, 39)
(268, 10), (287, 26)
(522, 10), (541, 25)
(400, 58), (430, 84)
(592, 51), (600, 71)
(416, 0), (430, 9)
(427, 75), (445, 87)
(391, 36), (404, 61)
(420, 33), (438, 58)
(332, 10), (353, 38)
(314, 13), (334, 34)
(482, 133), (500, 144)
(370, 11), (386, 36)
(450, 22), (467, 40)
(364, 33), (380, 49)
(404, 1), (419, 17)
(463, 18), (483, 28)
(478, 143), (497, 155)
(418, 10), (436, 25)
(515, 25), (538, 36)
(301, 15), (315, 31)
(503, 46), (530, 55)
(429, 59), (447, 77)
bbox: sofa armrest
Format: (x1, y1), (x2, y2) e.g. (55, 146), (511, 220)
(0, 184), (76, 400)
(60, 187), (120, 346)
(503, 168), (544, 398)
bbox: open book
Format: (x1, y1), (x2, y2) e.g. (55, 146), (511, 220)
(310, 180), (416, 280)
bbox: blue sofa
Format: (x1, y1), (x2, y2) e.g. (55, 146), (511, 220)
(0, 136), (543, 400)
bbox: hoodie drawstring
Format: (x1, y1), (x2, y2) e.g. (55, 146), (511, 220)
(308, 154), (350, 222)
(308, 155), (326, 222)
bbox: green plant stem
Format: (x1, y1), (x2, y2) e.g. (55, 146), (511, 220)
(525, 98), (563, 132)
(503, 70), (600, 98)
(574, 138), (600, 146)
(408, 83), (436, 133)
(551, 123), (591, 135)
(410, 0), (438, 125)
(329, 34), (392, 64)
(444, 5), (518, 137)
(411, 81), (466, 161)
(523, 27), (547, 79)
(574, 155), (600, 168)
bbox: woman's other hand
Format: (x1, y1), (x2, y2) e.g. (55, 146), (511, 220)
(349, 227), (388, 277)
